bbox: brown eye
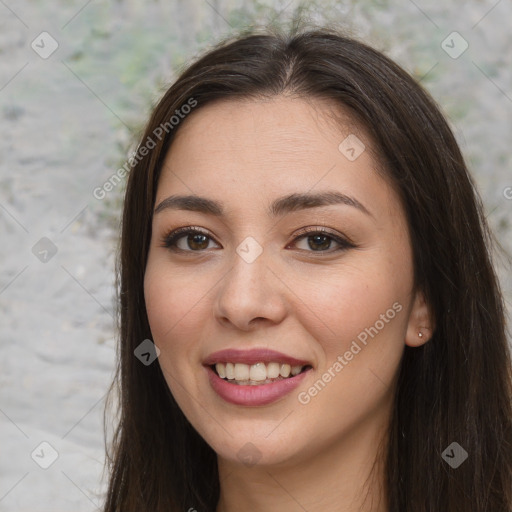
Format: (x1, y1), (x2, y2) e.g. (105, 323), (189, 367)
(162, 227), (219, 252)
(291, 227), (355, 254)
(162, 226), (355, 255)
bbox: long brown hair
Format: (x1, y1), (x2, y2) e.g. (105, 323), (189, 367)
(103, 26), (512, 511)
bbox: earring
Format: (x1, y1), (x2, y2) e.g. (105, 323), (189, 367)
(418, 332), (423, 338)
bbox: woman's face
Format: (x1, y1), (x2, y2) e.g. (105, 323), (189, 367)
(144, 96), (429, 467)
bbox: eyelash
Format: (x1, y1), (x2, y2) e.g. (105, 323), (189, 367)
(160, 225), (356, 255)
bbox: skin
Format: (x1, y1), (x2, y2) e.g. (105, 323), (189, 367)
(144, 96), (433, 512)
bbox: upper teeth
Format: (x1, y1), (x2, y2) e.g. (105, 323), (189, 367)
(215, 362), (304, 381)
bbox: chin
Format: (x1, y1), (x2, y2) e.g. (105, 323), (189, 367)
(200, 424), (308, 469)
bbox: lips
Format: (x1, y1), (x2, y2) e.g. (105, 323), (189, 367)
(203, 348), (311, 367)
(203, 348), (313, 406)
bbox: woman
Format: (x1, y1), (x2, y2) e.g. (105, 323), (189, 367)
(103, 26), (512, 511)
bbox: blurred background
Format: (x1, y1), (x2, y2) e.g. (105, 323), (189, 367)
(0, 0), (511, 510)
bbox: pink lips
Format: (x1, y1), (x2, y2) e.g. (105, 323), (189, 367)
(203, 348), (311, 367)
(203, 348), (313, 406)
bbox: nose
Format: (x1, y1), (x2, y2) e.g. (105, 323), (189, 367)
(212, 246), (288, 331)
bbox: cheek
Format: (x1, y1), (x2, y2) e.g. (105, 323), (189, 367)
(143, 259), (203, 359)
(292, 256), (410, 357)
(295, 268), (407, 431)
(143, 262), (205, 401)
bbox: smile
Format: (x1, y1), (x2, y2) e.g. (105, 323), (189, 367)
(203, 348), (314, 406)
(213, 362), (310, 385)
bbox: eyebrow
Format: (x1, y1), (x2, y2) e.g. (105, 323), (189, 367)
(154, 190), (373, 218)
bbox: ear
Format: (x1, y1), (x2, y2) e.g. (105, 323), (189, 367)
(405, 290), (434, 347)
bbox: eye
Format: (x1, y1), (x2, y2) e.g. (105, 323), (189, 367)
(161, 226), (356, 254)
(289, 226), (355, 254)
(161, 226), (219, 252)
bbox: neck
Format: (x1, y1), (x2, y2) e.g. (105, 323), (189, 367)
(215, 411), (390, 512)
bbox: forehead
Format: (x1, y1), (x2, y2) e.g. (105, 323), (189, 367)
(170, 95), (365, 157)
(155, 96), (402, 226)
(160, 96), (375, 182)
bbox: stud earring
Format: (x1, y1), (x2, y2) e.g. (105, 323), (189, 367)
(418, 331), (423, 338)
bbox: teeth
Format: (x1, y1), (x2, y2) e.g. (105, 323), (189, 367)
(267, 362), (280, 379)
(234, 363), (250, 381)
(225, 362), (235, 380)
(291, 365), (302, 376)
(214, 361), (307, 383)
(280, 364), (291, 378)
(249, 363), (267, 382)
(217, 363), (226, 379)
